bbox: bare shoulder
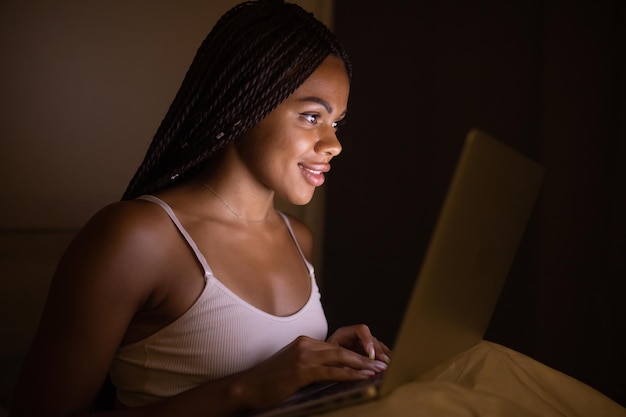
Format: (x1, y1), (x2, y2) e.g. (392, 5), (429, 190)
(80, 198), (172, 242)
(54, 198), (178, 301)
(281, 211), (314, 260)
(67, 198), (174, 262)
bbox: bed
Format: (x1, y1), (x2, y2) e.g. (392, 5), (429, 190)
(316, 340), (624, 417)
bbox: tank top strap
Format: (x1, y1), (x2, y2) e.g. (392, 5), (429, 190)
(277, 211), (314, 275)
(138, 195), (211, 279)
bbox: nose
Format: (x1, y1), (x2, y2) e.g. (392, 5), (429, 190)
(315, 128), (342, 157)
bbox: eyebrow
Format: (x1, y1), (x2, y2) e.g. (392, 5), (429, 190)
(297, 96), (347, 117)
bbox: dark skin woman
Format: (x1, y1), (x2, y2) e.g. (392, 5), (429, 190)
(14, 2), (390, 416)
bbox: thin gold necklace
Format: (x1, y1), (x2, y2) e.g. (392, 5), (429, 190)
(198, 180), (268, 223)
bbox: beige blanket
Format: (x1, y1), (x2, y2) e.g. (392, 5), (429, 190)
(318, 341), (624, 417)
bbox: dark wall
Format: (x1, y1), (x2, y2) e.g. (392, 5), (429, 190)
(322, 0), (625, 406)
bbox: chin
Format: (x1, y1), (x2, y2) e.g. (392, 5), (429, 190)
(284, 190), (315, 206)
(291, 195), (314, 206)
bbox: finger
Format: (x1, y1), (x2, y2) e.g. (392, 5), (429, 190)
(350, 324), (377, 359)
(375, 341), (392, 364)
(327, 325), (390, 362)
(359, 334), (392, 363)
(316, 343), (387, 374)
(313, 357), (386, 382)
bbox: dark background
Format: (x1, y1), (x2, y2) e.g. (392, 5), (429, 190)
(321, 0), (625, 406)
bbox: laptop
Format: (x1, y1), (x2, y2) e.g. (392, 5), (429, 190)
(250, 129), (545, 417)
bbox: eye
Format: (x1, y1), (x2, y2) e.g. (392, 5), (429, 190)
(301, 113), (319, 124)
(332, 118), (347, 130)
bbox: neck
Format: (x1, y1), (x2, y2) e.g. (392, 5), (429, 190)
(198, 180), (271, 223)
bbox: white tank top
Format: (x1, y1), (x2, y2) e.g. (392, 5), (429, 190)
(110, 195), (328, 407)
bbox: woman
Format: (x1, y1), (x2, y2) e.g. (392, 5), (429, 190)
(13, 1), (390, 416)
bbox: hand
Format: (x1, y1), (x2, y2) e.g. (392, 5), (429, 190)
(236, 334), (388, 410)
(327, 324), (392, 364)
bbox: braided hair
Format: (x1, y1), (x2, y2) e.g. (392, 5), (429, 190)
(121, 0), (352, 200)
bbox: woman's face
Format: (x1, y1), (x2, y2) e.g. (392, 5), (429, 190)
(236, 55), (350, 205)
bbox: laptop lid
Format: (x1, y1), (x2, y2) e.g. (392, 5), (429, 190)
(379, 128), (544, 395)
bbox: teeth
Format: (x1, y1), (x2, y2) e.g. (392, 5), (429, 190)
(299, 164), (321, 175)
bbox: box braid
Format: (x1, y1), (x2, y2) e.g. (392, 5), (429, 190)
(122, 0), (352, 200)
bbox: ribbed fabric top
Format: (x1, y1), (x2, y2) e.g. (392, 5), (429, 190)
(110, 195), (328, 407)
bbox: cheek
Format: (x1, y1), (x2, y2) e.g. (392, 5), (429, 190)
(237, 118), (307, 176)
(247, 127), (302, 160)
(236, 133), (283, 178)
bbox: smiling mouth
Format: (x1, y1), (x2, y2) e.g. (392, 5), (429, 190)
(298, 164), (327, 187)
